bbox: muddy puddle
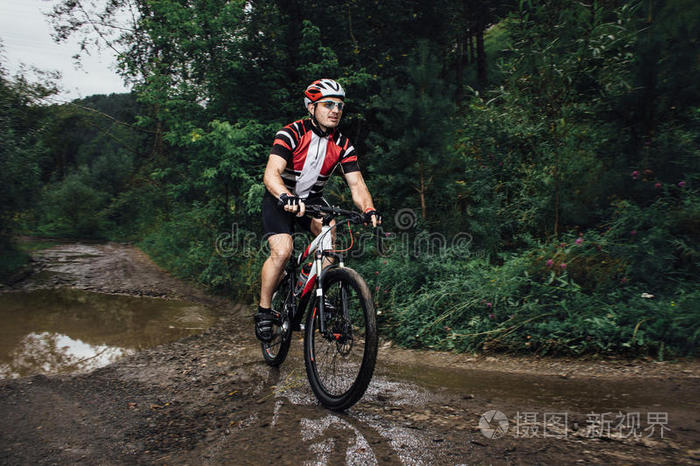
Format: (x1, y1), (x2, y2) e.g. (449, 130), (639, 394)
(0, 288), (221, 379)
(381, 361), (699, 413)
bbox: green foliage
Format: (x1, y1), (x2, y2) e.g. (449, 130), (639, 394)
(139, 203), (264, 298)
(356, 240), (698, 357)
(0, 48), (57, 278)
(367, 41), (459, 224)
(38, 170), (110, 238)
(0, 245), (30, 283)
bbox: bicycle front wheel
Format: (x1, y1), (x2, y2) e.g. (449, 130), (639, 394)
(304, 267), (377, 411)
(261, 274), (292, 366)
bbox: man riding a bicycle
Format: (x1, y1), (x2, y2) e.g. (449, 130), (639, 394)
(255, 78), (381, 342)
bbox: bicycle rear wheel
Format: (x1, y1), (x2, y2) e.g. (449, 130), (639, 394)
(261, 274), (293, 366)
(304, 267), (377, 411)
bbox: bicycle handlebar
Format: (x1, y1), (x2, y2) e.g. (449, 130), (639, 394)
(304, 204), (388, 257)
(302, 204), (365, 223)
(278, 198), (386, 255)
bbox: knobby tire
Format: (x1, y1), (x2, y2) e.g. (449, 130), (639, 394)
(303, 267), (377, 411)
(261, 274), (293, 366)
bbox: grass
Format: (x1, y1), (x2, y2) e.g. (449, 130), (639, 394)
(16, 238), (61, 253)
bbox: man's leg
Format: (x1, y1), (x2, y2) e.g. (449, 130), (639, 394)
(259, 233), (293, 308)
(255, 233), (293, 342)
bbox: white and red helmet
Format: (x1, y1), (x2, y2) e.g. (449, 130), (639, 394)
(304, 79), (345, 108)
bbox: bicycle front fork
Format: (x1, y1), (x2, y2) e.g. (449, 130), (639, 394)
(315, 249), (328, 334)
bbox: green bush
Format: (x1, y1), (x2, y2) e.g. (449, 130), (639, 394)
(139, 203), (264, 299)
(355, 235), (698, 358)
(38, 171), (110, 238)
(0, 241), (30, 282)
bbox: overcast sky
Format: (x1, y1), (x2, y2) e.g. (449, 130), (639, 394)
(0, 0), (130, 101)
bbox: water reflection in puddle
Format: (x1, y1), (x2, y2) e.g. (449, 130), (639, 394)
(0, 288), (220, 378)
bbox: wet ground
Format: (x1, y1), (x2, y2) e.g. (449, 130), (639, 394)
(0, 242), (698, 464)
(0, 288), (222, 378)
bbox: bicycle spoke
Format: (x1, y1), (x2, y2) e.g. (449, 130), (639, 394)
(304, 267), (377, 410)
(310, 279), (366, 397)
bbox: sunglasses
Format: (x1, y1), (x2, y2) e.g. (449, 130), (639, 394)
(318, 100), (345, 111)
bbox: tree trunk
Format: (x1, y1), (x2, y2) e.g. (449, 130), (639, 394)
(456, 32), (465, 104)
(468, 29), (474, 64)
(419, 164), (427, 220)
(475, 19), (487, 86)
(553, 156), (560, 237)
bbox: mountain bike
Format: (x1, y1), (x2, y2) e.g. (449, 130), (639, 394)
(260, 203), (380, 411)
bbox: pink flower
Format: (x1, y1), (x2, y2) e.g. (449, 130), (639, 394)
(486, 302), (493, 308)
(560, 263), (567, 270)
(631, 170), (639, 180)
(620, 277), (628, 284)
(488, 313), (495, 320)
(546, 259), (554, 268)
(560, 242), (567, 248)
(655, 182), (662, 189)
(630, 230), (637, 236)
(575, 237), (583, 245)
(678, 181), (686, 188)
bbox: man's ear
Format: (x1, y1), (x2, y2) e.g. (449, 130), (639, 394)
(307, 103), (315, 116)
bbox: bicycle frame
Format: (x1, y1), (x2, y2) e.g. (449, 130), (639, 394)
(275, 203), (380, 340)
(292, 217), (346, 336)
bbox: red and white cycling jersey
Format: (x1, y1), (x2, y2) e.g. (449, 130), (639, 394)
(269, 119), (360, 199)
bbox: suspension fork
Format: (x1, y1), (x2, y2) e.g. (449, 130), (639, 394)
(315, 221), (334, 334)
(341, 282), (349, 321)
(315, 257), (349, 337)
(315, 248), (327, 334)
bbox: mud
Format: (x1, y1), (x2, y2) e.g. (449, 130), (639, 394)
(0, 242), (698, 464)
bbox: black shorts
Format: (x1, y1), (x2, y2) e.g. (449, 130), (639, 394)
(261, 191), (328, 237)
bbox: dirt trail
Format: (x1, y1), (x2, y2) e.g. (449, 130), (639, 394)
(0, 242), (698, 464)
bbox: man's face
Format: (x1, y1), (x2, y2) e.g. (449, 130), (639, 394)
(308, 97), (343, 130)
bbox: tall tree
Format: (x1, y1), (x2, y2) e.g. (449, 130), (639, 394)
(367, 41), (457, 222)
(0, 47), (57, 257)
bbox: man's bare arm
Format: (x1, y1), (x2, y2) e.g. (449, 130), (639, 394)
(345, 171), (380, 226)
(264, 154), (304, 215)
(263, 154), (291, 198)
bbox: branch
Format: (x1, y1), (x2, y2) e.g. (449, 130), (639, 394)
(38, 95), (157, 134)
